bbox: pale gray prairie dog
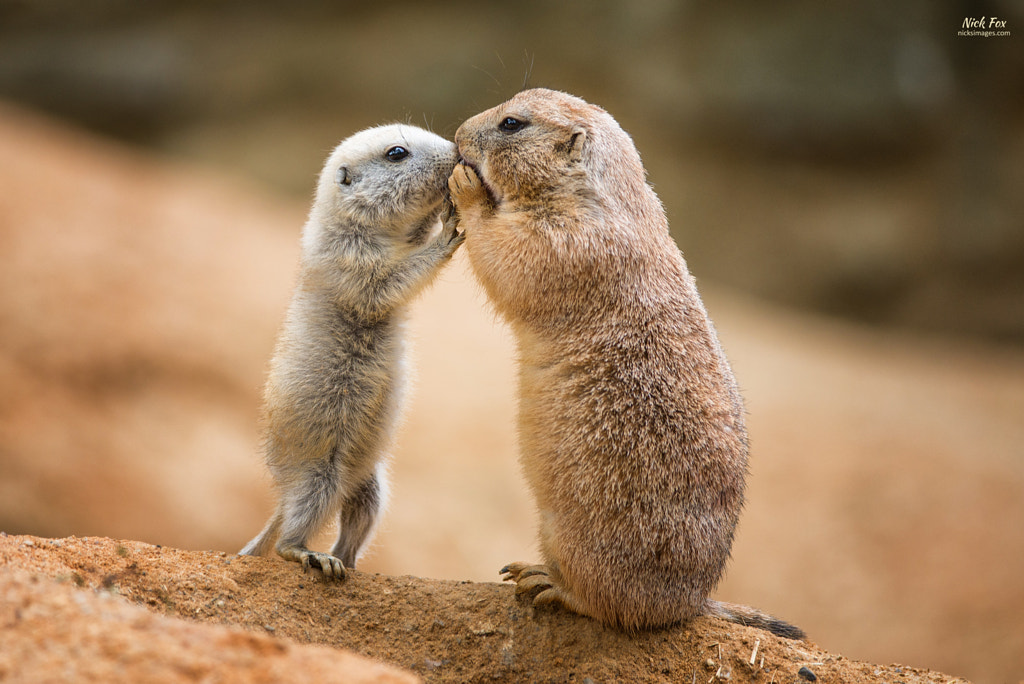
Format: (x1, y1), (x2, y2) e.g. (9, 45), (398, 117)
(240, 124), (463, 578)
(446, 89), (803, 638)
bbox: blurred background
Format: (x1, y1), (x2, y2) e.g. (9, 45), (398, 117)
(1, 1), (1022, 682)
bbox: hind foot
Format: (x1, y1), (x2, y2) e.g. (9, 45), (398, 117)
(500, 561), (578, 612)
(278, 545), (346, 580)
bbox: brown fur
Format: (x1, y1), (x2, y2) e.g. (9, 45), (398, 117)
(446, 89), (802, 639)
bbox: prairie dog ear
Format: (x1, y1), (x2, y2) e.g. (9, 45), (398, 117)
(567, 127), (587, 161)
(336, 165), (352, 187)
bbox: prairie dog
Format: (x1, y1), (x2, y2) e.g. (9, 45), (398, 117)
(446, 89), (802, 638)
(240, 124), (462, 579)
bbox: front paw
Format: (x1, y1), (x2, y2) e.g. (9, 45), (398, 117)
(440, 192), (462, 239)
(442, 226), (466, 256)
(448, 162), (489, 208)
(433, 195), (463, 256)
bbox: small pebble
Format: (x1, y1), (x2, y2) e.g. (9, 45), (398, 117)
(798, 666), (817, 681)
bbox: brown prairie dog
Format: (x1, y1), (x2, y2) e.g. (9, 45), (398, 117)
(240, 124), (462, 579)
(445, 88), (802, 638)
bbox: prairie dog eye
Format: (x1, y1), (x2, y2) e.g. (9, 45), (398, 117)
(385, 146), (410, 161)
(498, 117), (528, 133)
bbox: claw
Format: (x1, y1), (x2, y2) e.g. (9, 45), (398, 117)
(500, 562), (549, 583)
(499, 561), (531, 579)
(284, 547), (347, 581)
(312, 552), (346, 581)
(501, 561), (557, 600)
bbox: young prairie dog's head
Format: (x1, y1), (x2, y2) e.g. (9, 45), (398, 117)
(306, 124), (456, 250)
(454, 88), (651, 215)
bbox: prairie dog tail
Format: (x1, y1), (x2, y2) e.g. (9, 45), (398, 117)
(706, 600), (806, 640)
(239, 508), (283, 557)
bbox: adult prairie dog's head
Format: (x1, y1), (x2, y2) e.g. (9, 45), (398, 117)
(305, 124), (456, 252)
(454, 88), (658, 221)
(451, 89), (672, 327)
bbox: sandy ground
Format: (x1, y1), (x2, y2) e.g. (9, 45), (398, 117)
(0, 534), (970, 684)
(0, 543), (417, 683)
(0, 103), (1022, 682)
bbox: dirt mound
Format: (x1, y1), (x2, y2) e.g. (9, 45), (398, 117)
(0, 534), (968, 684)
(0, 567), (414, 684)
